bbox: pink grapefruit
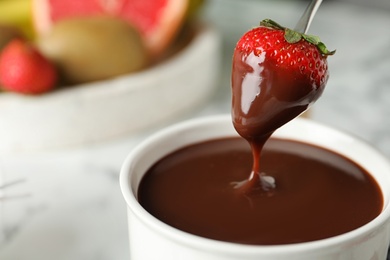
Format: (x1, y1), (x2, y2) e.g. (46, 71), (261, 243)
(32, 0), (188, 56)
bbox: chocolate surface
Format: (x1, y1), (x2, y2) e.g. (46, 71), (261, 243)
(138, 137), (382, 245)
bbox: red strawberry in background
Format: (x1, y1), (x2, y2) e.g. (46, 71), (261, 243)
(232, 19), (335, 142)
(0, 39), (57, 95)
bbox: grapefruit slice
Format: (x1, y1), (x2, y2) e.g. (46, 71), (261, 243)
(32, 0), (189, 56)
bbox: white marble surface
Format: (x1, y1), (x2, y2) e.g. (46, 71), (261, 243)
(1, 0), (390, 259)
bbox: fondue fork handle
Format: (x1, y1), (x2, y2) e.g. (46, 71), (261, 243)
(294, 0), (323, 34)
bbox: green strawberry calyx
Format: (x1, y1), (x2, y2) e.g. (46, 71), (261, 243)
(260, 19), (336, 56)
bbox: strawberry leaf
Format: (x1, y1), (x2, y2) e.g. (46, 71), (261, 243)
(303, 34), (335, 56)
(317, 42), (336, 56)
(284, 28), (302, 43)
(260, 19), (336, 56)
(302, 34), (320, 45)
(260, 19), (285, 30)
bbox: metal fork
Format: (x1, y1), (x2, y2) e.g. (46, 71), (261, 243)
(294, 0), (323, 34)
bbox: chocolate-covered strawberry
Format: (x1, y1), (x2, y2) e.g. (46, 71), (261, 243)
(231, 19), (334, 192)
(232, 19), (334, 145)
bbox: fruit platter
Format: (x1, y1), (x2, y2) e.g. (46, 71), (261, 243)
(0, 0), (221, 154)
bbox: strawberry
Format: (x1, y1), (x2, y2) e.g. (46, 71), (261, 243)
(231, 19), (335, 194)
(232, 19), (335, 141)
(0, 39), (57, 95)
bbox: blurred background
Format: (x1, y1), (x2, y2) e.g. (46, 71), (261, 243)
(0, 0), (390, 259)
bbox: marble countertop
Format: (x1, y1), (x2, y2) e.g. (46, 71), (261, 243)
(1, 0), (390, 259)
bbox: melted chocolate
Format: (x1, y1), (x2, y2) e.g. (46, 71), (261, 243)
(138, 137), (382, 245)
(231, 51), (325, 191)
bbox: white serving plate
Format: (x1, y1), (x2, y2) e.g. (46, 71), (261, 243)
(0, 25), (222, 155)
